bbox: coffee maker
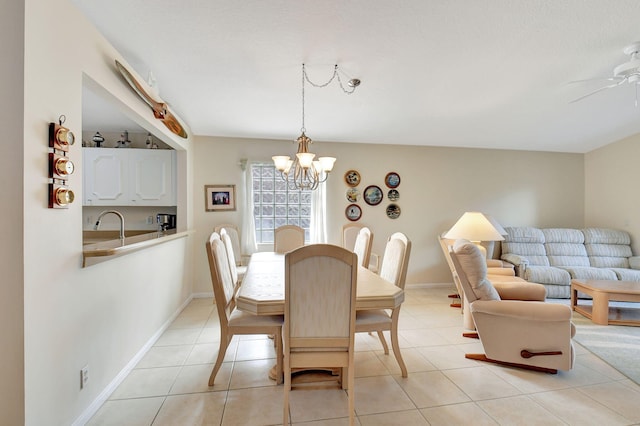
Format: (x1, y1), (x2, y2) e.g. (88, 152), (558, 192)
(157, 213), (177, 231)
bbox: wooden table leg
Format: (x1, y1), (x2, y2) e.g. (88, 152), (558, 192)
(570, 285), (577, 311)
(591, 291), (609, 325)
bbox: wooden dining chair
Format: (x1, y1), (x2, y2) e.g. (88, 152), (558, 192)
(221, 230), (246, 284)
(355, 232), (412, 377)
(214, 224), (245, 266)
(283, 244), (358, 426)
(274, 225), (305, 254)
(205, 232), (283, 386)
(342, 223), (379, 272)
(353, 226), (373, 268)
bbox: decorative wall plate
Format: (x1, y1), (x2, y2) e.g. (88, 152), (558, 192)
(385, 172), (401, 188)
(386, 204), (401, 219)
(344, 170), (361, 187)
(364, 185), (383, 206)
(387, 189), (399, 201)
(345, 204), (362, 221)
(346, 187), (360, 202)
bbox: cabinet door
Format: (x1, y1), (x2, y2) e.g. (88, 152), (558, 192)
(83, 148), (129, 205)
(129, 150), (175, 206)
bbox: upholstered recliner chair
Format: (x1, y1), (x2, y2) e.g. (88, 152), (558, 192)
(450, 240), (575, 373)
(439, 235), (547, 331)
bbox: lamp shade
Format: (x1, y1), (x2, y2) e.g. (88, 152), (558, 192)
(443, 212), (505, 242)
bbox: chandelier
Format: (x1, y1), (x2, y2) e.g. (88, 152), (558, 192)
(273, 63), (361, 190)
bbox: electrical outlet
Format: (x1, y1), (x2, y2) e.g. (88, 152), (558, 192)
(146, 215), (154, 225)
(87, 216), (93, 225)
(80, 365), (89, 389)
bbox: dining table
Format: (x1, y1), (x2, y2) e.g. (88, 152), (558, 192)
(235, 251), (406, 382)
(236, 251), (405, 315)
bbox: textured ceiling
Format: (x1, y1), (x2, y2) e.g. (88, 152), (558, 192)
(74, 0), (640, 153)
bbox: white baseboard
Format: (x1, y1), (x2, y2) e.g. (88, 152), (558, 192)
(406, 282), (454, 289)
(72, 295), (194, 426)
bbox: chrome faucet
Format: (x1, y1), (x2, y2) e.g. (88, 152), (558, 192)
(94, 210), (125, 239)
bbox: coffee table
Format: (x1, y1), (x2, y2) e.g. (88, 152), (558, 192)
(571, 279), (640, 326)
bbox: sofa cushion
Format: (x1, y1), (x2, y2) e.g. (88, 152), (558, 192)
(502, 227), (549, 266)
(609, 268), (640, 282)
(523, 265), (571, 286)
(453, 240), (500, 301)
(543, 228), (590, 267)
(583, 228), (632, 269)
(559, 266), (617, 281)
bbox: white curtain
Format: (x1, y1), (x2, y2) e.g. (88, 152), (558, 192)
(240, 159), (258, 255)
(310, 181), (327, 243)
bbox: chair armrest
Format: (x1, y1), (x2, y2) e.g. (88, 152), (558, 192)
(487, 267), (516, 276)
(629, 256), (640, 270)
(471, 300), (571, 321)
(486, 259), (514, 269)
(493, 281), (546, 301)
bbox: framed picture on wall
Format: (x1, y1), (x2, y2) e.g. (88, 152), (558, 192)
(205, 184), (236, 211)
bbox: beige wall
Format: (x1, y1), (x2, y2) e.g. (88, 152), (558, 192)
(18, 0), (194, 424)
(585, 133), (640, 253)
(193, 136), (584, 292)
(1, 1), (25, 424)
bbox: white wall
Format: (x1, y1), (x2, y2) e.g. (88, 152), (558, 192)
(1, 1), (25, 424)
(20, 0), (194, 424)
(585, 133), (640, 253)
(192, 136), (584, 292)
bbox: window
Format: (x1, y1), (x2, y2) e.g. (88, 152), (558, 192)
(251, 163), (312, 243)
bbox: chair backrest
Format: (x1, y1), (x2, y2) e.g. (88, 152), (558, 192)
(206, 232), (237, 327)
(353, 227), (373, 268)
(215, 224), (242, 266)
(342, 223), (363, 250)
(221, 232), (239, 285)
(274, 225), (305, 254)
(284, 244), (357, 350)
(379, 232), (411, 289)
(449, 240), (500, 303)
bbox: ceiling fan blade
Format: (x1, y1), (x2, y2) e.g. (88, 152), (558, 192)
(567, 76), (624, 85)
(569, 79), (627, 103)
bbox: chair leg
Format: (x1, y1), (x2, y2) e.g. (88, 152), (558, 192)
(274, 328), (283, 385)
(390, 310), (408, 378)
(283, 354), (291, 425)
(347, 367), (355, 426)
(377, 330), (389, 354)
(208, 332), (231, 386)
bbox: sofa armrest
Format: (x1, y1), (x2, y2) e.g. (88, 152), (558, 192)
(629, 256), (640, 270)
(500, 254), (529, 277)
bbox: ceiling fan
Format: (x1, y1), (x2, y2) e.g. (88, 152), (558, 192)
(570, 41), (640, 104)
(115, 60), (188, 138)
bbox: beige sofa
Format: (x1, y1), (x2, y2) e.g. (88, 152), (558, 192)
(500, 227), (640, 298)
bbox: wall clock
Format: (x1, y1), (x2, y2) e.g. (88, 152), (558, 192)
(115, 60), (188, 139)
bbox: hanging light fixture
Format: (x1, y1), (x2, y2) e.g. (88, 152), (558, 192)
(273, 63), (361, 190)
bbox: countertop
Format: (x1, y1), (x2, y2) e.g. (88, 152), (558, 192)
(82, 229), (190, 267)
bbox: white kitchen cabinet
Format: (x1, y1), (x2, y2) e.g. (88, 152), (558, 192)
(83, 148), (176, 206)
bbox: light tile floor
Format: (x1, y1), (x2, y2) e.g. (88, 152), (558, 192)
(87, 286), (640, 426)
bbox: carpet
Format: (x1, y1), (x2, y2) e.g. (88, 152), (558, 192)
(569, 301), (640, 385)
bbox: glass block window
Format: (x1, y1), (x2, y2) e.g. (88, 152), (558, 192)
(251, 163), (312, 243)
